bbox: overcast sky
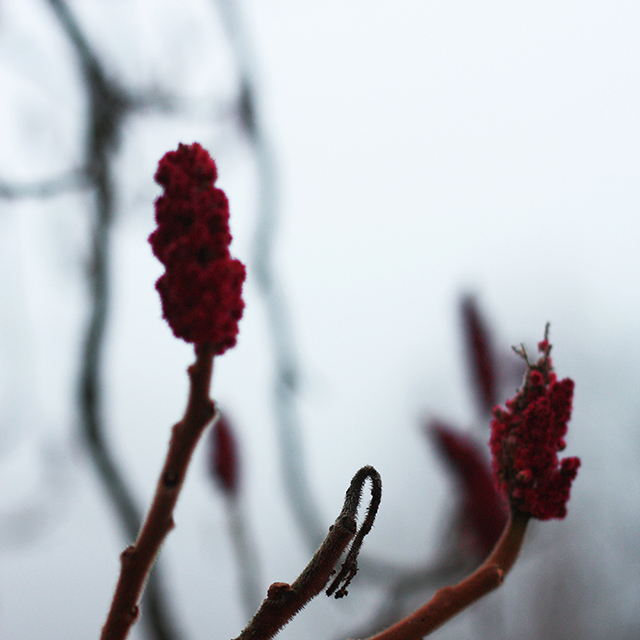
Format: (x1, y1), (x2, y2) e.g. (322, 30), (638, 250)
(1, 2), (639, 639)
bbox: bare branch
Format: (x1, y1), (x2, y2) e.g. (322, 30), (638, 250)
(101, 345), (216, 640)
(0, 168), (90, 199)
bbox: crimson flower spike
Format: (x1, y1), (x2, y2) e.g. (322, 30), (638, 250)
(490, 325), (581, 520)
(149, 142), (246, 351)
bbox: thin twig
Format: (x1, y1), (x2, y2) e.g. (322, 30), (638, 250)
(0, 169), (91, 199)
(101, 345), (216, 640)
(235, 466), (382, 640)
(327, 466), (382, 598)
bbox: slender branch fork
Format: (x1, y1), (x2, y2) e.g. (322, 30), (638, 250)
(101, 344), (216, 640)
(100, 338), (531, 640)
(233, 475), (528, 640)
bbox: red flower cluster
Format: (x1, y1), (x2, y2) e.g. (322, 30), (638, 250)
(490, 331), (580, 520)
(149, 143), (245, 352)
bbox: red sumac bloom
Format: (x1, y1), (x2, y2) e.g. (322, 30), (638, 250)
(149, 143), (246, 353)
(490, 329), (580, 520)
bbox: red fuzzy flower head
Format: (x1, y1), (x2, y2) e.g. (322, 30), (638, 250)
(489, 326), (580, 520)
(149, 143), (245, 353)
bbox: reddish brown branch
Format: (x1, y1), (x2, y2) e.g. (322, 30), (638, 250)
(101, 344), (216, 640)
(236, 466), (382, 640)
(361, 512), (529, 640)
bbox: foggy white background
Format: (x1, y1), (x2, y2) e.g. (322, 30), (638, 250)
(1, 1), (639, 639)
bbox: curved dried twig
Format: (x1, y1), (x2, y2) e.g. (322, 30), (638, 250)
(236, 466), (382, 640)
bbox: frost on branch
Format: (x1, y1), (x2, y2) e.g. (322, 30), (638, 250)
(149, 142), (246, 352)
(490, 327), (581, 520)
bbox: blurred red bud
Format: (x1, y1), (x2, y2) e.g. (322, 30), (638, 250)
(429, 420), (508, 559)
(460, 295), (497, 415)
(209, 412), (240, 496)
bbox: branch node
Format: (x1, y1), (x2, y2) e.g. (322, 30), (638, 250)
(120, 545), (135, 561)
(163, 470), (179, 488)
(266, 582), (293, 602)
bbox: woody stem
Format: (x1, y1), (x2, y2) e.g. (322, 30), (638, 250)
(101, 344), (216, 640)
